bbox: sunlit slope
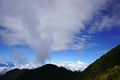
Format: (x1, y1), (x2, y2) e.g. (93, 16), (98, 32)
(76, 45), (120, 80)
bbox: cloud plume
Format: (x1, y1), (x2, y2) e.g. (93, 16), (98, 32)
(0, 0), (107, 63)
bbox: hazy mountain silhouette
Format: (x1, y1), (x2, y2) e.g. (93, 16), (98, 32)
(0, 45), (120, 80)
(0, 64), (79, 80)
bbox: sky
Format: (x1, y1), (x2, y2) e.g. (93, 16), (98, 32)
(0, 0), (120, 69)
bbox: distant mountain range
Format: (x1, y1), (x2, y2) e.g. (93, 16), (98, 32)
(0, 61), (87, 75)
(0, 45), (120, 80)
(0, 64), (79, 80)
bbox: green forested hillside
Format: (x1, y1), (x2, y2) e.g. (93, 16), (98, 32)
(76, 45), (120, 80)
(94, 66), (120, 80)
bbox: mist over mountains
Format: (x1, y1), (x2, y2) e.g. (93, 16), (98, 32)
(0, 45), (120, 80)
(0, 61), (87, 75)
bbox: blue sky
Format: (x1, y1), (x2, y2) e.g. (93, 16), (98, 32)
(0, 0), (120, 65)
(50, 25), (120, 64)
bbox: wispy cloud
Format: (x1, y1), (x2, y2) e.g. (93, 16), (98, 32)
(87, 0), (120, 33)
(0, 0), (111, 63)
(96, 50), (108, 54)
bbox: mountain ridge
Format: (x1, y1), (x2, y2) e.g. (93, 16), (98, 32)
(0, 45), (120, 80)
(76, 45), (120, 80)
(0, 64), (79, 80)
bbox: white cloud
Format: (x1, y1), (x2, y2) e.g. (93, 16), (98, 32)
(0, 0), (108, 63)
(11, 61), (88, 71)
(48, 61), (88, 71)
(0, 61), (88, 74)
(12, 61), (41, 69)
